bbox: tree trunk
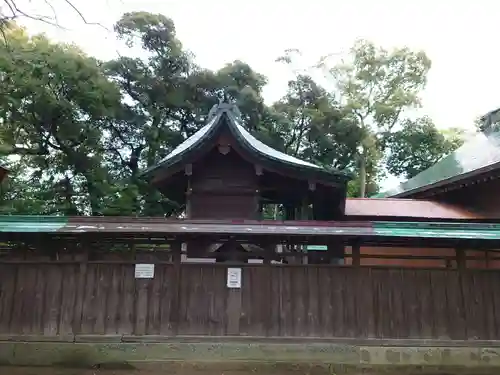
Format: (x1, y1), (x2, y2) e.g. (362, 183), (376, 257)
(359, 152), (367, 198)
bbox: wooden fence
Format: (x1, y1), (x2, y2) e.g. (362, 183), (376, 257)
(1, 261), (500, 340)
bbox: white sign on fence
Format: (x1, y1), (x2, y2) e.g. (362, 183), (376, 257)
(227, 267), (242, 289)
(135, 264), (155, 279)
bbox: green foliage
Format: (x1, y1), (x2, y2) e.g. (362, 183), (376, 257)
(0, 16), (462, 214)
(386, 118), (465, 179)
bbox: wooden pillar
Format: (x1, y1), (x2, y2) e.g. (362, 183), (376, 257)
(300, 197), (309, 264)
(263, 242), (275, 264)
(284, 203), (295, 220)
(352, 242), (361, 267)
(456, 248), (466, 270)
(327, 243), (344, 265)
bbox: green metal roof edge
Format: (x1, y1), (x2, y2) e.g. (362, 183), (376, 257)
(0, 215), (68, 232)
(373, 221), (500, 239)
(374, 221), (500, 229)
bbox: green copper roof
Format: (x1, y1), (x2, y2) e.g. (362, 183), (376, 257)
(375, 131), (500, 198)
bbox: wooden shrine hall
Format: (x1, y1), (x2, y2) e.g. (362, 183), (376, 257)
(3, 101), (500, 359)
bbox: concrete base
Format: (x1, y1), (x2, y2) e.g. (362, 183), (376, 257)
(2, 363), (500, 375)
(1, 339), (500, 371)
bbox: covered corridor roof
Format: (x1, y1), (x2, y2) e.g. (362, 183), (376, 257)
(0, 215), (499, 242)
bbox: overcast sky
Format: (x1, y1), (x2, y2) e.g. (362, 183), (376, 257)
(11, 0), (500, 132)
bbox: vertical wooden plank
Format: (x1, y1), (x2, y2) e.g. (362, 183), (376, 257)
(281, 266), (293, 336)
(318, 266), (333, 337)
(210, 265), (227, 336)
(378, 268), (392, 338)
(176, 265), (189, 335)
(491, 272), (500, 339)
(226, 288), (242, 335)
(371, 268), (383, 338)
(0, 264), (15, 334)
(481, 272), (497, 340)
(429, 270), (448, 339)
(159, 264), (174, 336)
(43, 265), (63, 336)
(32, 265), (47, 334)
(391, 269), (406, 338)
(72, 253), (88, 334)
(472, 272), (487, 339)
(307, 266), (320, 337)
(344, 268), (357, 338)
(169, 242), (181, 335)
(267, 265), (281, 337)
(11, 264), (26, 334)
(0, 264), (18, 333)
(292, 267), (307, 336)
(330, 267), (345, 337)
(146, 263), (162, 335)
(93, 264), (107, 334)
(21, 265), (38, 334)
(238, 265), (251, 336)
(119, 264), (135, 335)
(256, 266), (268, 336)
(357, 268), (375, 338)
(187, 265), (203, 335)
(418, 269), (434, 338)
(80, 264), (97, 334)
(461, 271), (481, 339)
(105, 265), (121, 334)
(134, 278), (149, 335)
(444, 270), (466, 340)
(402, 269), (421, 339)
(59, 264), (77, 336)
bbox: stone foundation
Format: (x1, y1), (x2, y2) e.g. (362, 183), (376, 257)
(0, 337), (500, 371)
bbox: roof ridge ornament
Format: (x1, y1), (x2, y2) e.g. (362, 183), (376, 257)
(207, 92), (243, 122)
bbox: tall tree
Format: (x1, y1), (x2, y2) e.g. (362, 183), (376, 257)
(273, 50), (362, 174)
(0, 22), (121, 214)
(103, 12), (270, 215)
(323, 39), (432, 196)
(268, 74), (361, 172)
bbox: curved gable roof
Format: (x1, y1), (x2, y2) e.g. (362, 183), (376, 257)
(142, 103), (350, 184)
